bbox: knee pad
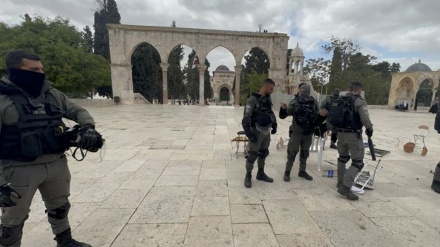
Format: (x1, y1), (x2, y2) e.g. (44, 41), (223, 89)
(300, 150), (310, 159)
(338, 155), (350, 164)
(246, 151), (258, 163)
(258, 149), (269, 158)
(287, 151), (298, 161)
(351, 160), (364, 170)
(434, 162), (440, 182)
(47, 201), (71, 220)
(0, 224), (24, 246)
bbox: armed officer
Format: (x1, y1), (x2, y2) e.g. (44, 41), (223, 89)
(242, 78), (277, 188)
(321, 88), (340, 149)
(332, 82), (373, 200)
(279, 84), (325, 182)
(0, 50), (101, 246)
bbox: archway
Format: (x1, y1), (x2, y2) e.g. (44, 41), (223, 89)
(219, 87), (230, 101)
(415, 79), (433, 109)
(108, 24), (288, 105)
(131, 42), (162, 104)
(395, 77), (414, 106)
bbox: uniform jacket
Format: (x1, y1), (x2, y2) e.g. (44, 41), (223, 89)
(285, 96), (319, 134)
(0, 76), (95, 173)
(243, 93), (277, 128)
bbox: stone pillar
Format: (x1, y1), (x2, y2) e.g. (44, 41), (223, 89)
(160, 63), (169, 105)
(234, 66), (242, 106)
(300, 59), (304, 75)
(198, 65), (207, 106)
(111, 63), (134, 104)
(288, 59), (292, 76)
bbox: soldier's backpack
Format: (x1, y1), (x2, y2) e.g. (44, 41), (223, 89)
(328, 95), (358, 128)
(295, 99), (316, 134)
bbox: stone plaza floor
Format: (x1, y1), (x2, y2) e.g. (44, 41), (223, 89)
(21, 103), (440, 247)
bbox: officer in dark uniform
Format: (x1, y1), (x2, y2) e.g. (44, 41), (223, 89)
(335, 82), (373, 200)
(279, 84), (325, 181)
(242, 78), (277, 188)
(432, 106), (440, 193)
(0, 50), (101, 246)
(321, 88), (340, 149)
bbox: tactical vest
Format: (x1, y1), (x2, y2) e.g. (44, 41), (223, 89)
(0, 91), (68, 161)
(252, 95), (275, 125)
(294, 98), (316, 134)
(328, 94), (362, 129)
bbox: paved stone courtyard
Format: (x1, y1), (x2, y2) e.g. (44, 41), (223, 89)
(21, 104), (440, 247)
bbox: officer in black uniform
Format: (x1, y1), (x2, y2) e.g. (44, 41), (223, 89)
(432, 106), (440, 193)
(333, 82), (373, 200)
(0, 50), (101, 247)
(242, 78), (277, 188)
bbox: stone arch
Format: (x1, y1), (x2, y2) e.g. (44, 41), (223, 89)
(216, 83), (233, 103)
(396, 77), (414, 99)
(415, 78), (434, 108)
(108, 24), (288, 105)
(129, 42), (163, 64)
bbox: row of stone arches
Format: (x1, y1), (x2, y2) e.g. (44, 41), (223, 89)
(129, 42), (268, 105)
(108, 24), (288, 105)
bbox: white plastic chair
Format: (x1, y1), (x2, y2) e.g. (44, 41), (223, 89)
(413, 125), (429, 154)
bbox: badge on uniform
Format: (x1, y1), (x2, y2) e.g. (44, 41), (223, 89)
(245, 105), (251, 112)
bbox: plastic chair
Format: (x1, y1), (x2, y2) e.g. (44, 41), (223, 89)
(413, 125), (429, 154)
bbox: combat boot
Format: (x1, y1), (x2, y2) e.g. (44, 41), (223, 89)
(298, 171), (313, 181)
(336, 181), (343, 188)
(244, 174), (252, 188)
(55, 228), (91, 247)
(256, 171), (274, 183)
(330, 142), (337, 149)
(432, 181), (440, 194)
(283, 171), (291, 182)
(337, 185), (359, 200)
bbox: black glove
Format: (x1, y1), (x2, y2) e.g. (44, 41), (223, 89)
(0, 184), (21, 207)
(247, 134), (257, 143)
(271, 127), (277, 135)
(365, 128), (373, 137)
(79, 125), (99, 150)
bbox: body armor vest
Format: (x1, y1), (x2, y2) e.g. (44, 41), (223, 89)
(0, 91), (68, 161)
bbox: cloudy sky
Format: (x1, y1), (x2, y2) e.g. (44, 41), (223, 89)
(2, 0), (439, 75)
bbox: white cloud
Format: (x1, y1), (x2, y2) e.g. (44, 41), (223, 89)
(1, 0), (439, 71)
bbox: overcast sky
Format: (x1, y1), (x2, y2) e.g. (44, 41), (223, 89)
(2, 0), (439, 76)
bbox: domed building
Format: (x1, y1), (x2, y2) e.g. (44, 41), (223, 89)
(210, 65), (235, 105)
(285, 43), (316, 96)
(388, 60), (440, 110)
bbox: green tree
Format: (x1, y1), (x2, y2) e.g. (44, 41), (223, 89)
(244, 48), (270, 74)
(322, 37), (361, 70)
(240, 72), (268, 105)
(82, 26), (94, 53)
(390, 62), (401, 73)
(0, 15), (110, 96)
(167, 46), (186, 102)
(131, 43), (162, 103)
(93, 0), (120, 61)
(93, 0), (121, 98)
(328, 47), (343, 91)
(183, 51), (212, 102)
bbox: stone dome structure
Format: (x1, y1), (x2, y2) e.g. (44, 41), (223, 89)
(406, 60), (432, 72)
(215, 65), (230, 72)
(291, 43), (304, 57)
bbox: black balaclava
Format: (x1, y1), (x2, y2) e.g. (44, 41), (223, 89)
(298, 84), (313, 101)
(333, 88), (340, 97)
(8, 68), (45, 98)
